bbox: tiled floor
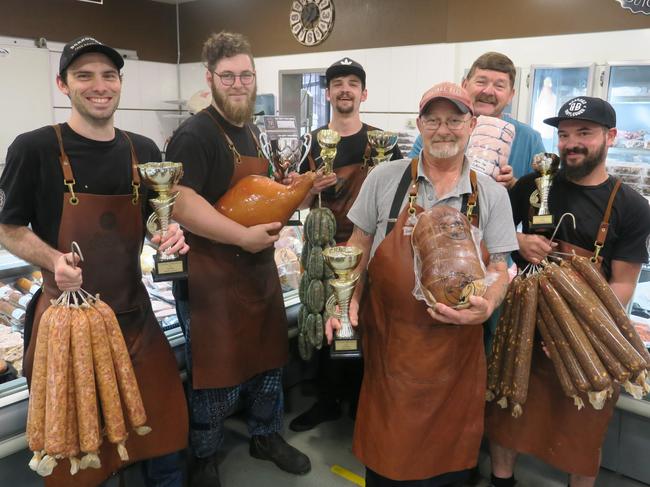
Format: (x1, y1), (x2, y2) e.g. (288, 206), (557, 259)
(2, 384), (649, 486)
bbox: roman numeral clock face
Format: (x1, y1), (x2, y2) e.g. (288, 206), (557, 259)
(290, 0), (335, 47)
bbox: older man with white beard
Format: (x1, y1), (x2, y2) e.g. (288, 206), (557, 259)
(166, 31), (311, 487)
(325, 82), (517, 486)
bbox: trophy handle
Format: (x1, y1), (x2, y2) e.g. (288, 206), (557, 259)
(298, 133), (312, 172)
(325, 294), (341, 320)
(259, 131), (273, 161)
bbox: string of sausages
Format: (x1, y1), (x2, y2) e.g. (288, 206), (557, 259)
(26, 290), (151, 477)
(487, 254), (650, 417)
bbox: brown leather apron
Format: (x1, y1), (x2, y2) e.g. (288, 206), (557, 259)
(307, 136), (373, 243)
(186, 109), (288, 389)
(486, 178), (623, 477)
(352, 159), (486, 480)
(23, 124), (188, 487)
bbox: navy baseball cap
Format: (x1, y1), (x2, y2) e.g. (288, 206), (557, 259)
(326, 57), (366, 87)
(544, 96), (616, 129)
(59, 36), (124, 75)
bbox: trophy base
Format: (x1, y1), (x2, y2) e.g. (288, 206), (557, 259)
(529, 214), (555, 235)
(330, 337), (362, 359)
(152, 253), (188, 282)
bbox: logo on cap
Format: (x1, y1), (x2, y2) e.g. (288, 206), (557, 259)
(340, 58), (352, 65)
(564, 98), (587, 118)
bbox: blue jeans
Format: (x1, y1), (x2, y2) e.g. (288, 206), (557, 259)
(176, 298), (284, 458)
(142, 452), (183, 487)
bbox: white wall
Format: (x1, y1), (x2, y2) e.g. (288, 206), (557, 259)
(48, 46), (183, 151)
(179, 28), (650, 136)
(4, 27), (649, 155)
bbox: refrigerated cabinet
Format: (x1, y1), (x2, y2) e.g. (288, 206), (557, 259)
(527, 64), (595, 153)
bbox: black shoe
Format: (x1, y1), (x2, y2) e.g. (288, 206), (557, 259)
(288, 400), (342, 432)
(249, 432), (311, 475)
(188, 454), (221, 487)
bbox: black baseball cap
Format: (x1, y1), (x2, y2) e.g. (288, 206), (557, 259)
(59, 36), (124, 75)
(544, 96), (616, 129)
(326, 57), (366, 87)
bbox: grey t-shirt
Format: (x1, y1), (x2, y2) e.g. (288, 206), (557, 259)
(347, 157), (519, 259)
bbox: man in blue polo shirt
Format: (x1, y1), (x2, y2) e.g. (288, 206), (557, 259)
(410, 52), (545, 186)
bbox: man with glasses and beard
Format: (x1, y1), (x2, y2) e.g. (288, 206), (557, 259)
(486, 97), (650, 487)
(290, 58), (402, 433)
(166, 31), (311, 487)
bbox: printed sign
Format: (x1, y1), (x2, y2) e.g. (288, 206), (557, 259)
(616, 0), (650, 15)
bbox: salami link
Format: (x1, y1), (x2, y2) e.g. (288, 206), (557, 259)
(511, 275), (539, 416)
(539, 274), (610, 391)
(499, 279), (523, 403)
(44, 304), (72, 457)
(27, 304), (57, 470)
(94, 298), (150, 435)
(85, 304), (129, 460)
(549, 263), (645, 373)
(571, 255), (650, 367)
(576, 313), (631, 384)
(536, 313), (583, 409)
(538, 294), (591, 393)
(71, 306), (102, 469)
(486, 277), (518, 400)
(64, 352), (80, 475)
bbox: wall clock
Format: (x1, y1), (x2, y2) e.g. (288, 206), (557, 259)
(289, 0), (335, 47)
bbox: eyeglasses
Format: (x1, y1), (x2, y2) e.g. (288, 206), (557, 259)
(212, 71), (256, 86)
(420, 116), (470, 131)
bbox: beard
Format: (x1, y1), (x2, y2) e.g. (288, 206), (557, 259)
(426, 137), (461, 159)
(211, 83), (256, 125)
(560, 141), (606, 181)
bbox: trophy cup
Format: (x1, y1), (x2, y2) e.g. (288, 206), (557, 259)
(323, 246), (363, 359)
(529, 152), (560, 234)
(316, 129), (341, 174)
(259, 132), (312, 180)
(137, 162), (187, 281)
(367, 130), (399, 168)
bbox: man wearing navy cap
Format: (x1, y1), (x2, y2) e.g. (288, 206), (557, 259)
(0, 35), (189, 487)
(291, 57), (402, 432)
(486, 97), (650, 487)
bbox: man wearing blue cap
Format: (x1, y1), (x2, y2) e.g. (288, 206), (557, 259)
(486, 96), (650, 487)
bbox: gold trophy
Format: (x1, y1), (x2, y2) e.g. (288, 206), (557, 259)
(324, 246), (363, 359)
(529, 152), (560, 233)
(367, 130), (399, 168)
(317, 129), (341, 174)
(137, 162), (187, 281)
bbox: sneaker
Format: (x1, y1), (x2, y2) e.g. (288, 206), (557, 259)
(249, 432), (311, 475)
(288, 399), (342, 432)
(188, 454), (221, 487)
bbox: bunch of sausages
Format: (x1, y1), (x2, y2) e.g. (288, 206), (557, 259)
(26, 292), (150, 477)
(488, 255), (650, 417)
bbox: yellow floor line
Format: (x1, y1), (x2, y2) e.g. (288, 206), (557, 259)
(331, 464), (365, 486)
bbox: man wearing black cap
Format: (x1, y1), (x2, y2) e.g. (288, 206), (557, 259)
(0, 36), (189, 486)
(486, 97), (650, 487)
(291, 57), (402, 432)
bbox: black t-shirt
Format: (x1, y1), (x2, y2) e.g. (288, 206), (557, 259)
(302, 123), (404, 173)
(165, 106), (263, 301)
(510, 170), (650, 279)
(0, 124), (160, 247)
(166, 106), (261, 204)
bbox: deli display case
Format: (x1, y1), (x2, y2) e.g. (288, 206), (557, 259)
(527, 64), (595, 153)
